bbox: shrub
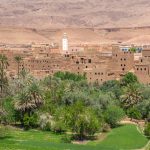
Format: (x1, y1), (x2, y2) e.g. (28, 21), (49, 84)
(29, 113), (38, 128)
(1, 97), (16, 124)
(67, 102), (101, 140)
(23, 114), (30, 130)
(100, 80), (122, 99)
(127, 107), (142, 120)
(121, 72), (138, 86)
(102, 124), (111, 132)
(39, 113), (53, 131)
(0, 126), (7, 138)
(54, 71), (86, 81)
(23, 113), (38, 130)
(51, 121), (66, 134)
(105, 105), (125, 128)
(61, 134), (72, 143)
(144, 123), (150, 137)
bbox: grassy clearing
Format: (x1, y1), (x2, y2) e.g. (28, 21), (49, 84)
(0, 124), (148, 150)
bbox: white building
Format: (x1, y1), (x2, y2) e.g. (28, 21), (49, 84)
(62, 33), (69, 53)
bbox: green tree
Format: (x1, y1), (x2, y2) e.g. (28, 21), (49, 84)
(54, 71), (86, 81)
(121, 72), (138, 86)
(0, 54), (9, 97)
(144, 123), (150, 137)
(129, 47), (137, 53)
(121, 83), (142, 109)
(14, 80), (43, 126)
(14, 56), (22, 79)
(105, 105), (125, 127)
(100, 80), (122, 99)
(127, 107), (142, 120)
(66, 102), (101, 140)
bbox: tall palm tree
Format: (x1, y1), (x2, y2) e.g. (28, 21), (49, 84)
(14, 89), (36, 114)
(28, 81), (44, 108)
(121, 83), (142, 109)
(14, 56), (22, 79)
(20, 68), (28, 81)
(14, 80), (43, 117)
(43, 75), (52, 90)
(0, 54), (9, 96)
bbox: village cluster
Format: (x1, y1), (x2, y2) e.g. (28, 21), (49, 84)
(0, 33), (150, 85)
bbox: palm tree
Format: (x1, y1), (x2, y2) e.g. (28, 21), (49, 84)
(28, 81), (44, 108)
(0, 54), (9, 97)
(121, 83), (142, 109)
(43, 75), (52, 90)
(20, 68), (28, 81)
(14, 56), (22, 79)
(14, 89), (36, 114)
(14, 80), (43, 117)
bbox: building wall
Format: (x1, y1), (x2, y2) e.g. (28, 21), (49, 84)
(2, 43), (150, 85)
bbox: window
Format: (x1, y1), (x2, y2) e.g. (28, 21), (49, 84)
(88, 59), (92, 63)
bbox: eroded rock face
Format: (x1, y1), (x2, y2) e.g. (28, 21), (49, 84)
(0, 0), (150, 29)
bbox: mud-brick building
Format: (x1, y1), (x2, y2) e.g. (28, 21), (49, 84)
(134, 48), (150, 85)
(110, 46), (134, 77)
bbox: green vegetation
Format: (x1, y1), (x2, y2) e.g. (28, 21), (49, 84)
(105, 105), (125, 127)
(54, 71), (86, 81)
(0, 55), (149, 150)
(14, 55), (22, 79)
(144, 123), (150, 137)
(92, 125), (148, 150)
(0, 124), (148, 150)
(129, 47), (137, 53)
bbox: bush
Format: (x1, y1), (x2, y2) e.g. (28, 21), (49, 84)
(1, 97), (16, 124)
(23, 114), (30, 130)
(54, 71), (86, 81)
(144, 123), (150, 137)
(67, 102), (101, 140)
(102, 124), (111, 132)
(100, 80), (122, 99)
(51, 121), (66, 134)
(0, 126), (7, 138)
(105, 105), (125, 128)
(23, 113), (38, 130)
(127, 107), (142, 120)
(61, 134), (72, 143)
(137, 99), (150, 119)
(39, 113), (53, 131)
(121, 72), (138, 86)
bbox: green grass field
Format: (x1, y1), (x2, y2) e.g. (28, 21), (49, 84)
(0, 124), (148, 150)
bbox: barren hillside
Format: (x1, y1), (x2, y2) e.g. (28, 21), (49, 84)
(0, 27), (50, 44)
(0, 0), (150, 28)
